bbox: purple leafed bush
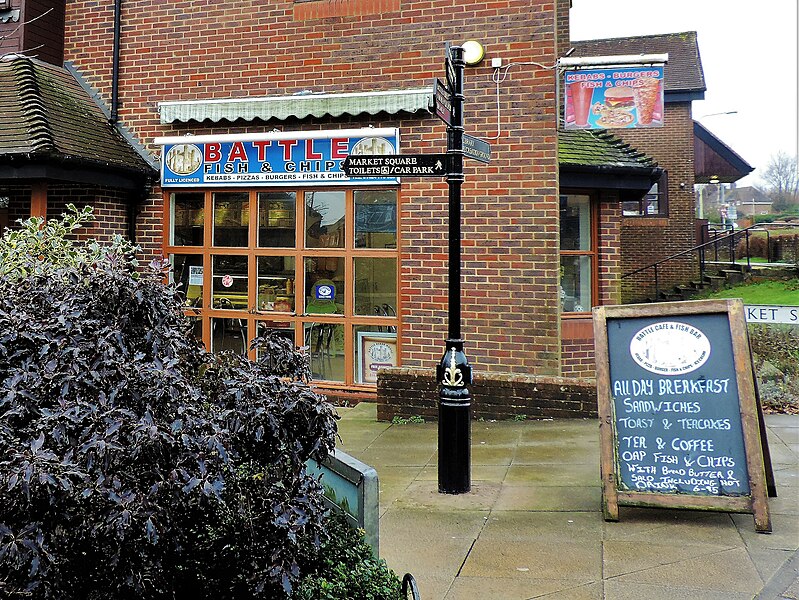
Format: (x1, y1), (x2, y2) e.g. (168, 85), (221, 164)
(0, 211), (338, 599)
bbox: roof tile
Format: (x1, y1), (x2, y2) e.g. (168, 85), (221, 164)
(559, 129), (658, 170)
(571, 32), (705, 94)
(0, 55), (152, 174)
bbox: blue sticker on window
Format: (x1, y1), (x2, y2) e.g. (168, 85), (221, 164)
(315, 284), (335, 301)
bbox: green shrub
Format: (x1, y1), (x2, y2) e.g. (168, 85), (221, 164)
(0, 211), (338, 599)
(293, 513), (401, 600)
(0, 204), (137, 281)
(749, 324), (799, 414)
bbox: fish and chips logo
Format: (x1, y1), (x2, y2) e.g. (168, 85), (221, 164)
(350, 137), (395, 156)
(629, 321), (711, 375)
(368, 343), (393, 363)
(165, 144), (202, 176)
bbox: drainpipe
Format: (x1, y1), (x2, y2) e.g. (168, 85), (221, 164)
(110, 0), (122, 124)
(126, 198), (137, 243)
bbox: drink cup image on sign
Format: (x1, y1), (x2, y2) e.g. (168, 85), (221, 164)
(633, 77), (661, 125)
(568, 81), (594, 127)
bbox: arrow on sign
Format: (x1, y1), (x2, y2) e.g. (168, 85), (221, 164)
(342, 154), (450, 178)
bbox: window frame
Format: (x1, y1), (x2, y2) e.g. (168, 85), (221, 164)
(163, 186), (400, 389)
(622, 171), (669, 217)
(559, 192), (599, 316)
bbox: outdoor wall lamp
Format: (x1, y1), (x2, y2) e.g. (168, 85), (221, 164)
(462, 40), (485, 66)
(0, 195), (9, 209)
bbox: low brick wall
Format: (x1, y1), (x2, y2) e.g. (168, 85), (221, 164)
(377, 368), (598, 422)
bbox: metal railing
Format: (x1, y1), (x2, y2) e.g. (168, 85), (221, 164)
(622, 221), (798, 301)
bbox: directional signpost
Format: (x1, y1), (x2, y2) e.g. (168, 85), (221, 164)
(434, 45), (473, 496)
(342, 154), (448, 178)
(341, 45), (482, 495)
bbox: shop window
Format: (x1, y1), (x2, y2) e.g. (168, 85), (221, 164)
(305, 257), (344, 315)
(170, 254), (203, 307)
(306, 191), (345, 248)
(355, 190), (397, 248)
(212, 317), (248, 355)
(622, 172), (668, 216)
(170, 193), (204, 246)
(213, 192), (249, 247)
(559, 194), (597, 314)
(164, 188), (398, 388)
(354, 257), (396, 316)
(257, 256), (295, 313)
(304, 322), (345, 382)
(258, 192), (296, 248)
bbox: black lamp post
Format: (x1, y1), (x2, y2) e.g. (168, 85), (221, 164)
(436, 45), (472, 494)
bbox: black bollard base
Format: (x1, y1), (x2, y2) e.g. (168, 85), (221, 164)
(436, 338), (472, 494)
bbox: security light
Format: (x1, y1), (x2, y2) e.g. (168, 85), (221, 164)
(462, 40), (485, 66)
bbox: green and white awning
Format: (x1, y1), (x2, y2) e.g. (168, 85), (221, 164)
(158, 88), (433, 124)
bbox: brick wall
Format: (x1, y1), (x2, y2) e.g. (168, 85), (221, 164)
(64, 0), (563, 377)
(615, 103), (699, 303)
(45, 184), (130, 243)
(2, 184), (129, 243)
(377, 367), (597, 421)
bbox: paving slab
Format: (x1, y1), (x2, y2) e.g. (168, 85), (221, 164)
(333, 405), (799, 600)
(445, 577), (602, 600)
(603, 580), (755, 600)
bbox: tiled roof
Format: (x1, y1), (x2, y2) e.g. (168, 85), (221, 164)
(0, 55), (152, 174)
(571, 32), (705, 95)
(559, 129), (658, 170)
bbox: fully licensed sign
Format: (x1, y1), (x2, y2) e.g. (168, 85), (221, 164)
(155, 128), (400, 187)
(593, 299), (773, 532)
(342, 154), (449, 178)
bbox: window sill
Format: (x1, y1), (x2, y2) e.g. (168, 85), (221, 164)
(561, 314), (594, 341)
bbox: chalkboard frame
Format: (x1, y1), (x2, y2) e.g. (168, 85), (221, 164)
(593, 299), (772, 533)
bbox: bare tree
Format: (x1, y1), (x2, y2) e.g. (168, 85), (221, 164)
(760, 151), (799, 212)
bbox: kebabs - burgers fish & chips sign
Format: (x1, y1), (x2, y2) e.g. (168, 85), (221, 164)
(564, 66), (665, 130)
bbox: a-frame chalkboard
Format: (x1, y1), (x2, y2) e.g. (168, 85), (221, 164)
(593, 299), (772, 533)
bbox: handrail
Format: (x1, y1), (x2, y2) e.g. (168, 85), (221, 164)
(402, 573), (421, 600)
(621, 221), (798, 301)
(622, 222), (766, 279)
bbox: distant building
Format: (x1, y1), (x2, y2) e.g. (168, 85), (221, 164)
(727, 187), (773, 216)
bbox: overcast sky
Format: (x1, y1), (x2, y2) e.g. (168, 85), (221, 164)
(570, 0), (798, 188)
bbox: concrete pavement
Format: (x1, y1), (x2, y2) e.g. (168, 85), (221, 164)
(335, 404), (799, 600)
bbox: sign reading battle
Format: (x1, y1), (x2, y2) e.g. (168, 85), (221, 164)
(563, 66), (665, 130)
(157, 128), (399, 187)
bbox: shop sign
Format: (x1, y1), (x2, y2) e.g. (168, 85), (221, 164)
(563, 66), (664, 130)
(157, 128), (400, 187)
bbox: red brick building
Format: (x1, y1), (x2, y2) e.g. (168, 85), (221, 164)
(4, 0), (713, 404)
